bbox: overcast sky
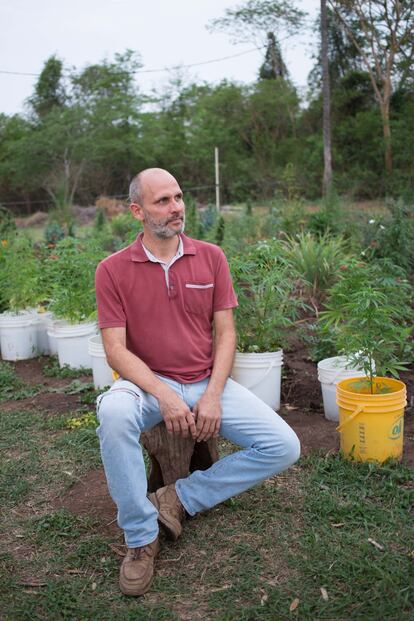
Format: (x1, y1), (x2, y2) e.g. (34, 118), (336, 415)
(0, 0), (319, 116)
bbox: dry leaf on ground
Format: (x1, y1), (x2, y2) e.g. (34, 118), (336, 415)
(289, 597), (300, 612)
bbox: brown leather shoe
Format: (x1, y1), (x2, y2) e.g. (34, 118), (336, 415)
(148, 484), (185, 541)
(119, 538), (159, 596)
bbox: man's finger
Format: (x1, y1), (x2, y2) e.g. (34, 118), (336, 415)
(171, 417), (181, 435)
(165, 418), (174, 435)
(187, 412), (197, 439)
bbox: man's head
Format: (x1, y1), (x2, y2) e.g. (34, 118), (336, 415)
(129, 168), (185, 240)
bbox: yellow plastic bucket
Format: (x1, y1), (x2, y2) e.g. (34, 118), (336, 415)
(336, 376), (406, 463)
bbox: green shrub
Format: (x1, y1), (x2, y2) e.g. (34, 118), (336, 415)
(110, 212), (141, 243)
(281, 232), (350, 306)
(0, 235), (42, 312)
(320, 258), (414, 387)
(46, 237), (106, 323)
(230, 239), (303, 352)
(363, 199), (414, 273)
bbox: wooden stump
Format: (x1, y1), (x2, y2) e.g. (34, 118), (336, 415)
(141, 423), (219, 493)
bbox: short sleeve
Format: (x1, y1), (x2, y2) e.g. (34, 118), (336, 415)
(95, 261), (126, 328)
(213, 249), (238, 312)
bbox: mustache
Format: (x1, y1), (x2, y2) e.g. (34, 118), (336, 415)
(167, 216), (184, 223)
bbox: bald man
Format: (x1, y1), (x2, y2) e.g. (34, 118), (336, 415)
(95, 168), (300, 596)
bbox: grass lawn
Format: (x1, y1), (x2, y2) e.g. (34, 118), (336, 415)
(0, 359), (413, 620)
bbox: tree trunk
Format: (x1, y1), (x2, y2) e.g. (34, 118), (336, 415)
(141, 423), (219, 493)
(321, 0), (333, 195)
(380, 101), (393, 174)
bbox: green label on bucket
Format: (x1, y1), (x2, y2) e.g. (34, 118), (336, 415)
(388, 416), (403, 441)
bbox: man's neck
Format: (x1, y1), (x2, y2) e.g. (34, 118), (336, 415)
(141, 232), (181, 263)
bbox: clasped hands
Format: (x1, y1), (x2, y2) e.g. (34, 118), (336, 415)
(158, 389), (221, 442)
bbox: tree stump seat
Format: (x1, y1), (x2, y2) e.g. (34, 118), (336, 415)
(141, 422), (219, 493)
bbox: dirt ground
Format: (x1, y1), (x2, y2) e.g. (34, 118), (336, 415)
(4, 350), (414, 534)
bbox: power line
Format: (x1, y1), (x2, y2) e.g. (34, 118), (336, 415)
(0, 46), (264, 79)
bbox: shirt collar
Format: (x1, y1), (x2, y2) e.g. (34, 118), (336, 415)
(130, 233), (196, 262)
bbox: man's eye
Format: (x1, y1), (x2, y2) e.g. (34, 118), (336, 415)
(175, 195), (183, 202)
(157, 198), (168, 205)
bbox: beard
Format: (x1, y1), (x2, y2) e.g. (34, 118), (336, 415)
(143, 212), (185, 239)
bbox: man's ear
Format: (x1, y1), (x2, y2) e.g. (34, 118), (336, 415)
(130, 203), (144, 222)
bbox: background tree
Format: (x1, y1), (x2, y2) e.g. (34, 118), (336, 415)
(321, 0), (333, 195)
(28, 55), (66, 119)
(328, 0), (414, 174)
(259, 32), (288, 80)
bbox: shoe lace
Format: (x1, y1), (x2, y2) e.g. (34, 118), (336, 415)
(130, 545), (152, 561)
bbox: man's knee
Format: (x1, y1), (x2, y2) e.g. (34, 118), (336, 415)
(264, 427), (301, 470)
(284, 430), (301, 466)
(97, 389), (141, 436)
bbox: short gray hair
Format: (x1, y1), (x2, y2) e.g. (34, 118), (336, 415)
(129, 172), (143, 205)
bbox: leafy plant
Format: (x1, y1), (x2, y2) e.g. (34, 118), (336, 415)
(363, 199), (414, 273)
(230, 239), (302, 352)
(0, 234), (43, 312)
(281, 232), (349, 307)
(42, 356), (91, 378)
(0, 361), (41, 402)
(44, 221), (65, 245)
(46, 236), (105, 323)
(320, 259), (414, 391)
(0, 205), (16, 239)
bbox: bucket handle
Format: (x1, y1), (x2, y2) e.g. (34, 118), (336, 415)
(242, 359), (278, 390)
(336, 405), (364, 433)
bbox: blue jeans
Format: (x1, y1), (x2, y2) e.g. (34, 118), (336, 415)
(96, 375), (300, 548)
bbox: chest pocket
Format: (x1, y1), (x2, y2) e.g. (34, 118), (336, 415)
(184, 282), (214, 315)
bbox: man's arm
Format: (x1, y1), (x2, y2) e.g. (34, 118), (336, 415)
(101, 327), (196, 438)
(193, 308), (237, 442)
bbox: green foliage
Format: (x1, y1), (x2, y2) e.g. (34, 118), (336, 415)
(183, 195), (202, 238)
(363, 199), (414, 273)
(44, 221), (65, 245)
(93, 207), (106, 233)
(30, 510), (94, 545)
(0, 361), (41, 402)
(215, 215), (225, 246)
(28, 55), (66, 118)
(208, 0), (306, 43)
(46, 236), (105, 323)
(42, 356), (91, 378)
(0, 235), (42, 311)
(110, 212), (141, 243)
(230, 239), (302, 352)
(281, 231), (349, 304)
(300, 321), (337, 362)
(320, 258), (414, 387)
(0, 205), (16, 239)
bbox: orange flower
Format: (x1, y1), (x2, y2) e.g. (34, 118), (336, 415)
(1, 239), (7, 247)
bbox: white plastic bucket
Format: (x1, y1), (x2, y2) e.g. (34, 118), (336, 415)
(0, 311), (38, 361)
(53, 321), (97, 369)
(88, 334), (114, 389)
(46, 320), (64, 356)
(232, 350), (283, 410)
(33, 310), (54, 355)
(317, 356), (367, 422)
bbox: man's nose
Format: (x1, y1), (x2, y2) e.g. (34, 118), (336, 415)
(170, 198), (183, 210)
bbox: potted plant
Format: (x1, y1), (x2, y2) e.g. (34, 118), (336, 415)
(46, 236), (105, 369)
(0, 235), (43, 360)
(320, 258), (414, 462)
(229, 239), (302, 410)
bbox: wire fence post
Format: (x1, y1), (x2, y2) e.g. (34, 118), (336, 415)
(215, 146), (220, 212)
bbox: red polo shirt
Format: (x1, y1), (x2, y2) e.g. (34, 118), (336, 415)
(95, 234), (237, 383)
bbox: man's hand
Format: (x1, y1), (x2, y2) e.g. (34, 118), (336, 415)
(158, 389), (197, 439)
(193, 393), (222, 442)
